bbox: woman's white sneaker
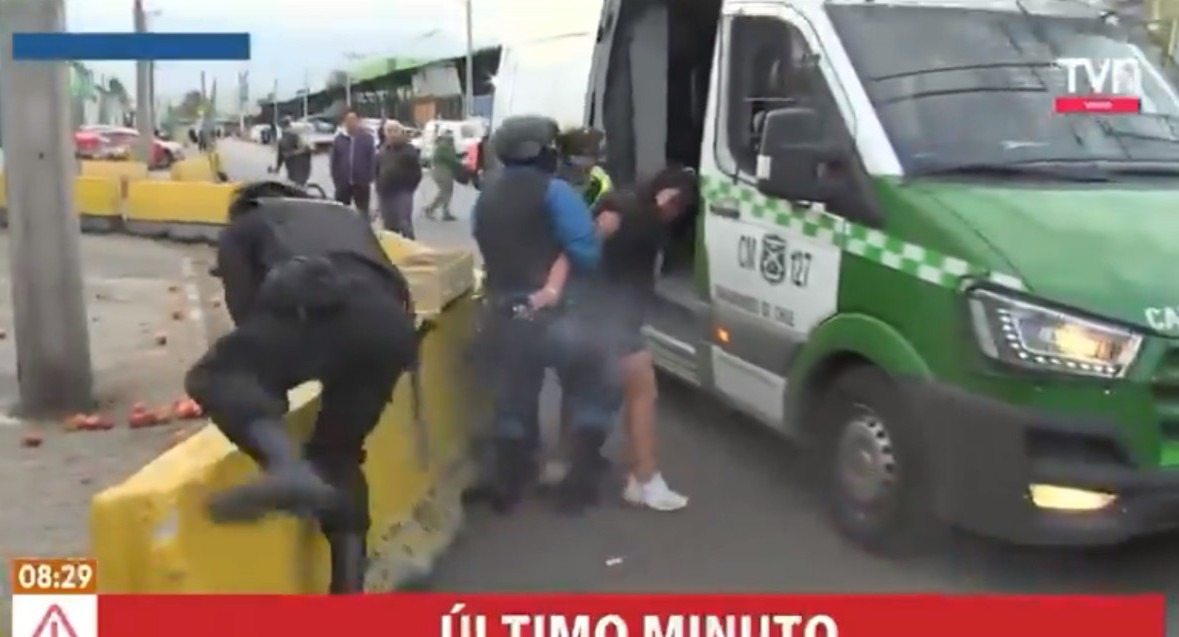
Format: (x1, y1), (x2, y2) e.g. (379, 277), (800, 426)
(538, 459), (570, 486)
(623, 473), (688, 511)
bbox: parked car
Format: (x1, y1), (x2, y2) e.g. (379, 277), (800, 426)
(74, 130), (106, 159)
(248, 123), (274, 144)
(294, 119), (337, 152)
(78, 125), (182, 169)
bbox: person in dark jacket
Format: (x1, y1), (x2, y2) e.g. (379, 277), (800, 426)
(471, 114), (615, 513)
(375, 121), (422, 238)
(329, 111), (377, 217)
(185, 180), (420, 594)
(274, 117), (312, 187)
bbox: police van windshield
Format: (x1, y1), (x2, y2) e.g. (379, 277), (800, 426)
(827, 3), (1179, 173)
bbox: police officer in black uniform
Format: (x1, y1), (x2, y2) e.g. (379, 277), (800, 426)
(185, 180), (420, 594)
(471, 115), (609, 512)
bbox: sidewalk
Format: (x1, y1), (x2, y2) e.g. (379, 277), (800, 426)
(0, 233), (216, 568)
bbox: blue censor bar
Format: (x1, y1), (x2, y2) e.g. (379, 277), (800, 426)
(12, 32), (250, 61)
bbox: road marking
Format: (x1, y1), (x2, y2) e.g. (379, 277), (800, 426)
(179, 257), (209, 350)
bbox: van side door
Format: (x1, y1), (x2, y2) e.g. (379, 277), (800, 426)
(702, 6), (847, 428)
(585, 0), (623, 131)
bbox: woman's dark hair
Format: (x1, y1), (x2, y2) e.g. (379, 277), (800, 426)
(640, 163), (698, 208)
(228, 180), (311, 219)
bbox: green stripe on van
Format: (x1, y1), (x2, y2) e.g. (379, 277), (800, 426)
(699, 176), (1025, 291)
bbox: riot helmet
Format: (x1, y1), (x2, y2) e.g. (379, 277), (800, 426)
(492, 115), (560, 164)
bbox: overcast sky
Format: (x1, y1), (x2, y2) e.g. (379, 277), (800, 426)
(65, 0), (572, 108)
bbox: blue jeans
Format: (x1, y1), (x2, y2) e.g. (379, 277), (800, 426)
(486, 306), (622, 445)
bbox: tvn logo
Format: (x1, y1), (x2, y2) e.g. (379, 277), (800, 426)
(1054, 57), (1143, 114)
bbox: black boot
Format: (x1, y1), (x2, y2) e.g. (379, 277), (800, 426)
(327, 532), (368, 594)
(206, 419), (338, 523)
(489, 438), (534, 514)
(554, 429), (608, 514)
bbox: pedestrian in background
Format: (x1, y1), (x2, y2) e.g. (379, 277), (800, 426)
(424, 130), (459, 221)
(275, 117), (312, 187)
(376, 121), (423, 239)
(330, 111), (377, 218)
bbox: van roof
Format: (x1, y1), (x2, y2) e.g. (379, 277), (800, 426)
(825, 0), (1106, 16)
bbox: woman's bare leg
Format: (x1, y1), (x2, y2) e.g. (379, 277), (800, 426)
(620, 350), (688, 511)
(622, 350), (659, 481)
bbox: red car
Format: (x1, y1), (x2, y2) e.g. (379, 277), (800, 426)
(73, 130), (118, 159)
(76, 125), (182, 168)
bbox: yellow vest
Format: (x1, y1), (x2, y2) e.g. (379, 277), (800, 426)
(584, 166), (613, 206)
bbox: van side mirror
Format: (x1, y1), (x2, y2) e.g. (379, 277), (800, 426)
(755, 106), (846, 202)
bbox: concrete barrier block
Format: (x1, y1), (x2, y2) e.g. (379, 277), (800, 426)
(169, 156), (218, 182)
(124, 181), (237, 242)
(80, 160), (150, 182)
(90, 295), (483, 593)
(75, 176), (123, 233)
(90, 383), (324, 593)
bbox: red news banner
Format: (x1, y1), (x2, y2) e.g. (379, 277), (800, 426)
(97, 593), (1164, 637)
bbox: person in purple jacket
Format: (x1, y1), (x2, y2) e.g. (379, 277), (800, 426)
(329, 111), (377, 218)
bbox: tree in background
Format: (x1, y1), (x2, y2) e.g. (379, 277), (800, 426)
(325, 70), (349, 90)
(177, 90), (205, 120)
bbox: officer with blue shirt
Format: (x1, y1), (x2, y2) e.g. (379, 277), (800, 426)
(471, 115), (611, 513)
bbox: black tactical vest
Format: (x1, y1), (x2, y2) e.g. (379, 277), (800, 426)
(254, 199), (411, 306)
(472, 167), (562, 297)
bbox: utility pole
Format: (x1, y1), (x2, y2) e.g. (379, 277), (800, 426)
(343, 52), (365, 110)
(464, 0), (475, 117)
(0, 0), (94, 413)
(132, 0), (153, 162)
(302, 70), (310, 118)
(271, 78), (279, 134)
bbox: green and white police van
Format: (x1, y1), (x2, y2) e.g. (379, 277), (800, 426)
(492, 0), (1179, 551)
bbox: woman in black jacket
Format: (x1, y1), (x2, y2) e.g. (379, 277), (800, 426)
(537, 164), (697, 512)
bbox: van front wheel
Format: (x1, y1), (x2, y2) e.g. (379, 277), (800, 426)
(818, 366), (940, 555)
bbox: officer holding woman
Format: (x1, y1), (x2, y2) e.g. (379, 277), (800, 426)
(541, 127), (690, 511)
(472, 115), (629, 513)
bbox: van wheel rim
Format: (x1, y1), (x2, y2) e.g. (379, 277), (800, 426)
(836, 409), (897, 505)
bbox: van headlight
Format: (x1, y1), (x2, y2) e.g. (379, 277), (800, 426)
(968, 289), (1142, 378)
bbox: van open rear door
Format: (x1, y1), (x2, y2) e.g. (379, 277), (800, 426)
(585, 0), (623, 131)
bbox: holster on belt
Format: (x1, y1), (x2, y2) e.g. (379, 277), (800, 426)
(257, 255), (350, 316)
(466, 293), (559, 370)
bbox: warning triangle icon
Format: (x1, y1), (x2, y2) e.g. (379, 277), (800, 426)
(30, 605), (78, 637)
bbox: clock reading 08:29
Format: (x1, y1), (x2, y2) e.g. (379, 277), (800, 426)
(11, 558), (96, 593)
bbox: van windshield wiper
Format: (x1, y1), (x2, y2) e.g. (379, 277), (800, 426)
(869, 61), (1056, 82)
(1102, 129), (1179, 145)
(908, 161), (1110, 181)
(1103, 163), (1179, 176)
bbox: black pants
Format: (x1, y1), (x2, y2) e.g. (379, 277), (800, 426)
(335, 183), (372, 216)
(185, 283), (417, 534)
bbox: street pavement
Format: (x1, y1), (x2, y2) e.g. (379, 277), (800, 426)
(218, 140), (1178, 623)
(0, 234), (214, 622)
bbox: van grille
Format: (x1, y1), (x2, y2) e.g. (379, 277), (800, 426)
(1151, 341), (1179, 446)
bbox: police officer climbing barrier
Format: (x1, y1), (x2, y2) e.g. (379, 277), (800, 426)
(470, 115), (623, 514)
(184, 180), (425, 594)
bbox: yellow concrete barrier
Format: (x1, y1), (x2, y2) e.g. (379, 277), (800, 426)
(90, 294), (482, 593)
(169, 153), (223, 182)
(75, 176), (123, 232)
(80, 160), (150, 182)
(124, 180), (239, 242)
